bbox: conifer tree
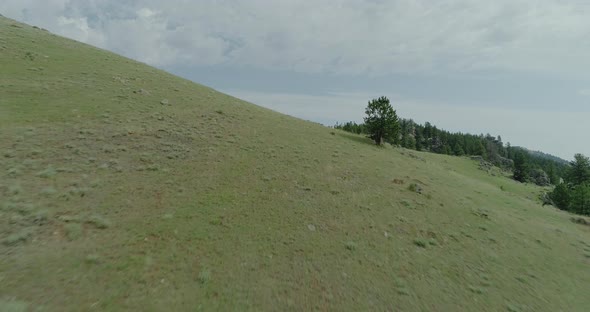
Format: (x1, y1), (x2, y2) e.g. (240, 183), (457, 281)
(567, 154), (590, 186)
(513, 150), (530, 182)
(364, 96), (400, 145)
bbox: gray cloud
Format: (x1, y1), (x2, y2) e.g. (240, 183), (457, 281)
(3, 0), (590, 77)
(2, 1), (589, 159)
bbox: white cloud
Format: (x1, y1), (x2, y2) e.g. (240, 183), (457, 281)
(2, 1), (588, 158)
(2, 0), (590, 77)
(137, 8), (156, 19)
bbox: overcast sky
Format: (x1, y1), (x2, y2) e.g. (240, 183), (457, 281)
(2, 1), (589, 160)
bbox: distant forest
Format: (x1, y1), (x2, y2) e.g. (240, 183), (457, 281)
(333, 119), (569, 186)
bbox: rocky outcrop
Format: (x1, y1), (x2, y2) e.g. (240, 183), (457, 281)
(530, 169), (550, 186)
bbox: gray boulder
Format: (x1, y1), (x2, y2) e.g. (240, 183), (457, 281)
(530, 169), (550, 186)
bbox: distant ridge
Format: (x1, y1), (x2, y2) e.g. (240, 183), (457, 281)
(515, 146), (570, 165)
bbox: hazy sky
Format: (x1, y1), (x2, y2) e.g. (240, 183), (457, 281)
(2, 0), (589, 160)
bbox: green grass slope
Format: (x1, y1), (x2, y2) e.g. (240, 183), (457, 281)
(1, 17), (589, 311)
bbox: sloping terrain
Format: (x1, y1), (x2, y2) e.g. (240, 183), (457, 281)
(1, 17), (589, 311)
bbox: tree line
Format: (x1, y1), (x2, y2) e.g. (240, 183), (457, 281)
(549, 154), (590, 216)
(334, 96), (570, 187)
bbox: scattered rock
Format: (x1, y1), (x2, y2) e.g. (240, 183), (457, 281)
(57, 215), (81, 223)
(474, 155), (514, 171)
(32, 210), (49, 225)
(134, 88), (150, 95)
(540, 192), (554, 206)
(408, 183), (423, 194)
(470, 156), (484, 162)
(392, 179), (405, 185)
(407, 152), (425, 162)
(478, 160), (494, 171)
(571, 217), (590, 226)
(413, 239), (427, 248)
(24, 51), (36, 61)
(160, 99), (170, 105)
(530, 169), (551, 186)
(307, 224), (316, 231)
(496, 156), (515, 169)
(472, 208), (490, 219)
(344, 241), (356, 251)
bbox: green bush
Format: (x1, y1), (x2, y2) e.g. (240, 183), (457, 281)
(413, 239), (427, 248)
(3, 228), (34, 246)
(65, 223), (83, 241)
(86, 215), (111, 229)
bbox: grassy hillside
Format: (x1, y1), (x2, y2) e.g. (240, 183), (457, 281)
(1, 16), (589, 311)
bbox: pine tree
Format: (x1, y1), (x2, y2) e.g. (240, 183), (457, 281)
(423, 122), (432, 140)
(402, 133), (416, 149)
(473, 140), (486, 157)
(453, 143), (465, 156)
(570, 184), (590, 215)
(547, 164), (559, 185)
(550, 182), (570, 210)
(415, 130), (423, 151)
(567, 154), (590, 186)
(444, 144), (452, 155)
(364, 96), (400, 145)
(513, 150), (530, 182)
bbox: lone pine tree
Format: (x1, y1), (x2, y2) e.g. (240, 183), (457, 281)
(364, 96), (400, 145)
